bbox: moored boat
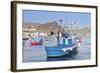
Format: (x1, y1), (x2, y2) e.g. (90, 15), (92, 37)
(45, 33), (81, 57)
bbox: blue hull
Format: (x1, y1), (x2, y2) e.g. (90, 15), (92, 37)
(45, 44), (78, 57)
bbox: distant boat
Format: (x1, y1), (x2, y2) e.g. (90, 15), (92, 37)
(31, 38), (42, 46)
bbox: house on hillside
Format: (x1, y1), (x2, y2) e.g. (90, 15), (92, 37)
(23, 21), (63, 39)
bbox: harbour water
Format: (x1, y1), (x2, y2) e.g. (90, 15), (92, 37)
(22, 36), (91, 63)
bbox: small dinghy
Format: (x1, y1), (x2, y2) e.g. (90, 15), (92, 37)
(31, 38), (42, 46)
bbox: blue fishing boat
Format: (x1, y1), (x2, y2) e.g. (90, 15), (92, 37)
(45, 33), (81, 57)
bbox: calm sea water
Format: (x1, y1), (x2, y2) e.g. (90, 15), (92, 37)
(23, 37), (91, 63)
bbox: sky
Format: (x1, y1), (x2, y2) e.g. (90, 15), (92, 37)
(23, 10), (91, 27)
